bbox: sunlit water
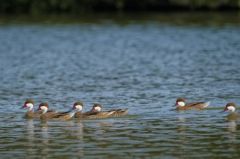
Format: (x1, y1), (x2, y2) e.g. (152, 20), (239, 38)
(0, 14), (240, 158)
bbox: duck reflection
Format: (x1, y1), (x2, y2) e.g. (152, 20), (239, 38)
(26, 119), (35, 155)
(60, 120), (85, 157)
(176, 113), (187, 133)
(39, 121), (49, 159)
(96, 121), (113, 139)
(227, 120), (237, 133)
(225, 120), (237, 146)
(175, 113), (188, 157)
(75, 121), (84, 158)
(75, 121), (84, 140)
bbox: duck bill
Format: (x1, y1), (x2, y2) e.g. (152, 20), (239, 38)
(21, 105), (27, 109)
(174, 102), (179, 107)
(90, 108), (95, 112)
(174, 104), (179, 108)
(71, 107), (76, 111)
(220, 108), (228, 113)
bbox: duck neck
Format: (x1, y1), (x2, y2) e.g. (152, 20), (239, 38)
(69, 110), (78, 118)
(228, 106), (236, 112)
(27, 105), (34, 112)
(42, 107), (48, 114)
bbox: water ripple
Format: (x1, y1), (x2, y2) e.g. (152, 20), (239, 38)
(0, 23), (240, 158)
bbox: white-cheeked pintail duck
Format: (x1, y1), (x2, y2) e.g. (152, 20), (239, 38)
(175, 98), (210, 111)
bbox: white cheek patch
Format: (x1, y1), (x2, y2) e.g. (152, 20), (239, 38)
(40, 106), (47, 110)
(75, 105), (83, 111)
(26, 103), (34, 108)
(94, 106), (101, 112)
(227, 106), (236, 112)
(178, 101), (185, 107)
(40, 106), (48, 113)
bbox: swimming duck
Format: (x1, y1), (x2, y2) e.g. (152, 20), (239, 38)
(175, 98), (210, 111)
(223, 103), (239, 120)
(22, 99), (38, 118)
(75, 103), (128, 119)
(38, 102), (82, 120)
(22, 99), (56, 119)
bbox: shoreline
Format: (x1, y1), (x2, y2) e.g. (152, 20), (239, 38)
(0, 11), (239, 26)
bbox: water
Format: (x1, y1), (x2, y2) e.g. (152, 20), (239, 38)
(0, 13), (240, 158)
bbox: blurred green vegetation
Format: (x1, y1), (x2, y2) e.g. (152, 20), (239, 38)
(0, 0), (239, 14)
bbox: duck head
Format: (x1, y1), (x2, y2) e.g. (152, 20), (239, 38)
(176, 98), (186, 107)
(223, 103), (236, 112)
(91, 103), (102, 112)
(37, 102), (49, 114)
(72, 101), (84, 112)
(22, 99), (34, 111)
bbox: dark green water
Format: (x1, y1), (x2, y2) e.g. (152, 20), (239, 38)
(0, 13), (240, 158)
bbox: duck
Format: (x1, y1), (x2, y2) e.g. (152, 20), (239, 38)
(38, 102), (83, 121)
(75, 103), (128, 119)
(175, 98), (210, 111)
(22, 99), (56, 119)
(22, 99), (38, 118)
(223, 103), (239, 120)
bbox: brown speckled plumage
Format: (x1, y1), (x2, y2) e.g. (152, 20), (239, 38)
(75, 104), (128, 119)
(176, 98), (210, 111)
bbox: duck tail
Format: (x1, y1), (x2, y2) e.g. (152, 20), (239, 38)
(106, 111), (115, 116)
(123, 108), (128, 113)
(203, 101), (210, 108)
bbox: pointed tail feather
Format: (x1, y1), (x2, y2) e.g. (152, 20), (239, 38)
(203, 101), (210, 108)
(106, 111), (115, 116)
